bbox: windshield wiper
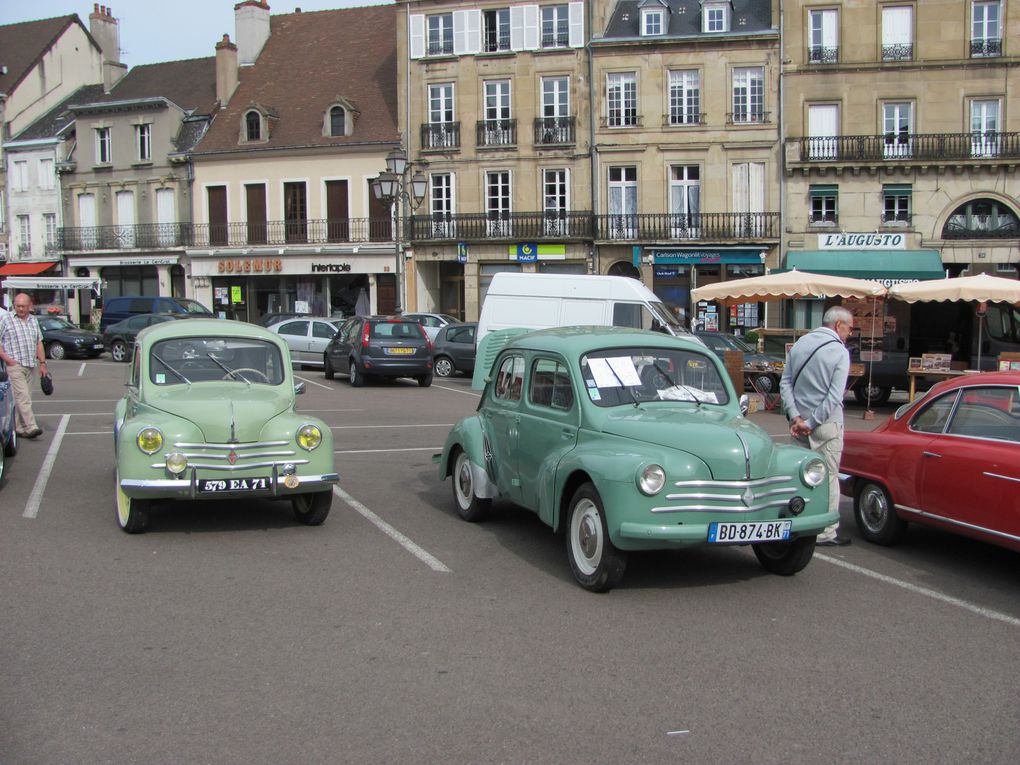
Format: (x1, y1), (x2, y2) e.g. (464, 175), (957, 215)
(150, 353), (191, 384)
(203, 352), (251, 385)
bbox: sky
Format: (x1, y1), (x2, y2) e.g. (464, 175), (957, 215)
(0, 0), (391, 69)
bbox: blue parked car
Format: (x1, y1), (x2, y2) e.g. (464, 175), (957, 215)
(0, 357), (18, 486)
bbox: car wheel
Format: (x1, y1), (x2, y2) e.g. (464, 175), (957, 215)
(417, 374), (433, 388)
(854, 480), (907, 545)
(565, 482), (627, 592)
(47, 342), (66, 361)
(0, 448), (5, 487)
(853, 383), (891, 406)
(451, 449), (492, 522)
(115, 468), (150, 534)
(753, 536), (816, 576)
(751, 373), (777, 394)
(349, 361), (364, 387)
(292, 490), (332, 526)
(111, 340), (129, 363)
(434, 356), (454, 377)
(3, 429), (16, 458)
(324, 355), (335, 380)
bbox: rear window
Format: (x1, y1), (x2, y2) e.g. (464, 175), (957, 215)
(370, 321), (422, 339)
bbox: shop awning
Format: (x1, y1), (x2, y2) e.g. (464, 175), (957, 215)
(2, 276), (102, 292)
(784, 250), (945, 284)
(0, 261), (58, 276)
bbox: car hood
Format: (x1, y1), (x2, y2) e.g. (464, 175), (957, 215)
(145, 386), (292, 442)
(50, 328), (101, 341)
(600, 407), (776, 480)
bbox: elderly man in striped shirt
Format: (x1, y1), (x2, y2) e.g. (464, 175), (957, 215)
(0, 293), (48, 439)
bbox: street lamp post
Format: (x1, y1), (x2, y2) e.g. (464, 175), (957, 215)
(371, 148), (427, 315)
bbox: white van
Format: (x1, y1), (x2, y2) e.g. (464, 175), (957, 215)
(476, 272), (690, 345)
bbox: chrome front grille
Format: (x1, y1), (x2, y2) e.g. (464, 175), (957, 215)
(651, 475), (805, 514)
(149, 439), (308, 471)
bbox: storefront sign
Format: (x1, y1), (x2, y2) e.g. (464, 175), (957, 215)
(646, 249), (764, 265)
(510, 243), (566, 261)
(817, 233), (906, 250)
(457, 243), (469, 263)
(311, 263), (352, 273)
(217, 258), (283, 274)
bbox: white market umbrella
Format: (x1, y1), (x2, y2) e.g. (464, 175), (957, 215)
(690, 268), (888, 306)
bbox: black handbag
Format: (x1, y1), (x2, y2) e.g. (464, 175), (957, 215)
(40, 372), (54, 396)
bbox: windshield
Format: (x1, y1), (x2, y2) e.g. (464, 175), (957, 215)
(39, 317), (75, 331)
(580, 347), (730, 408)
(148, 336), (286, 386)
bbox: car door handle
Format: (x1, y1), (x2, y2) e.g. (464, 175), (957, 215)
(922, 451), (942, 458)
(562, 429), (573, 440)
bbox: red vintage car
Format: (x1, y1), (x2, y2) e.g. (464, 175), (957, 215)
(840, 371), (1020, 552)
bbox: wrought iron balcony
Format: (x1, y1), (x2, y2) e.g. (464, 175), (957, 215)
(881, 212), (913, 226)
(408, 212), (593, 241)
(798, 132), (1020, 162)
(534, 117), (576, 146)
(882, 43), (913, 61)
(192, 218), (392, 247)
(667, 112), (706, 127)
(541, 32), (569, 48)
(58, 223), (194, 251)
(421, 122), (461, 151)
(808, 46), (839, 64)
(970, 38), (1002, 57)
(476, 119), (517, 148)
(727, 111), (771, 125)
(594, 212), (780, 241)
(943, 216), (1019, 240)
(427, 40), (454, 57)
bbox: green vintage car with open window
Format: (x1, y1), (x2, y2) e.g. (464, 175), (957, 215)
(113, 319), (339, 533)
(436, 327), (836, 592)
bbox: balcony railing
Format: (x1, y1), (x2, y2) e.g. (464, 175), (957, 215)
(882, 43), (913, 61)
(409, 211), (593, 241)
(594, 212), (780, 241)
(421, 122), (461, 151)
(970, 38), (1002, 57)
(476, 119), (517, 147)
(534, 116), (576, 146)
(59, 223), (194, 251)
(728, 111), (771, 125)
(799, 131), (1020, 162)
(667, 112), (706, 127)
(808, 46), (839, 64)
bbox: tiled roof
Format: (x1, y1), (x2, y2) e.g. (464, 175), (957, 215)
(604, 0), (774, 39)
(195, 3), (398, 155)
(9, 84), (106, 142)
(97, 57), (219, 116)
(0, 15), (92, 95)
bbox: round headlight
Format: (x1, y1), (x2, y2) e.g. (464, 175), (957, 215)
(137, 427), (163, 455)
(296, 424), (323, 451)
(637, 464), (666, 496)
(165, 452), (188, 475)
(801, 458), (826, 487)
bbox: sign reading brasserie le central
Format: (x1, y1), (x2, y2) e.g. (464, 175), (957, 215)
(817, 232), (906, 250)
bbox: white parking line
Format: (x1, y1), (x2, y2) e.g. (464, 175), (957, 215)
(333, 485), (451, 573)
(330, 423), (451, 430)
(434, 383), (481, 397)
(24, 415), (70, 519)
(817, 552), (1020, 628)
(336, 447), (437, 454)
(78, 363), (86, 377)
(295, 374), (332, 390)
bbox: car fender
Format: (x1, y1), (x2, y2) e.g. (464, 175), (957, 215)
(438, 415), (499, 499)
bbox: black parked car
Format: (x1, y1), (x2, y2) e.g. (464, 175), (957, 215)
(432, 322), (477, 378)
(324, 315), (433, 387)
(38, 316), (105, 360)
(103, 314), (196, 362)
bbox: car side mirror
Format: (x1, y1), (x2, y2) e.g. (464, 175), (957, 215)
(294, 381), (306, 395)
(739, 394), (750, 417)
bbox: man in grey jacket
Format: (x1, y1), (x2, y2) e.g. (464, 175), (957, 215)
(779, 306), (854, 546)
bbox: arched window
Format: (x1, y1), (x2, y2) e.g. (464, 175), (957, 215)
(942, 199), (1020, 239)
(330, 106), (346, 136)
(245, 110), (262, 141)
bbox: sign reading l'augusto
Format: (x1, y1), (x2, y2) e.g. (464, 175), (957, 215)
(817, 233), (906, 250)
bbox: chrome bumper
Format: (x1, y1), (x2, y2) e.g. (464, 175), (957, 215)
(121, 471), (340, 500)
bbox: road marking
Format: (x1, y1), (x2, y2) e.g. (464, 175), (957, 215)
(23, 415), (70, 519)
(336, 447), (437, 454)
(330, 423), (451, 430)
(295, 374), (332, 390)
(817, 553), (1020, 628)
(434, 383), (481, 397)
(78, 363), (86, 377)
(333, 485), (451, 573)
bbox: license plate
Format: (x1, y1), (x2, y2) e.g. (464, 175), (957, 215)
(199, 476), (270, 492)
(385, 347), (414, 355)
(93, 343), (104, 349)
(708, 520), (792, 544)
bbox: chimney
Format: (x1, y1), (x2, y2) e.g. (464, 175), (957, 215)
(215, 34), (239, 108)
(89, 4), (126, 91)
(234, 0), (271, 66)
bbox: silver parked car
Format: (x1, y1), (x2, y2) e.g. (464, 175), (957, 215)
(403, 312), (460, 342)
(268, 317), (343, 368)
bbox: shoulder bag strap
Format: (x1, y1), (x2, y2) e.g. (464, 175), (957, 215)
(790, 339), (839, 391)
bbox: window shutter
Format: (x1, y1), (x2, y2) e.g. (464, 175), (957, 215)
(465, 9), (481, 54)
(409, 14), (424, 59)
(882, 6), (911, 45)
(522, 5), (539, 50)
(569, 2), (585, 48)
(821, 10), (837, 47)
(748, 162), (765, 213)
(453, 11), (467, 55)
(510, 5), (526, 51)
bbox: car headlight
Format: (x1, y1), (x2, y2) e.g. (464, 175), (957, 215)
(137, 427), (163, 455)
(801, 458), (826, 487)
(296, 424), (323, 451)
(637, 464), (666, 496)
(165, 452), (188, 475)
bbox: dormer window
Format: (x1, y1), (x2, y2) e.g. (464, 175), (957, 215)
(640, 0), (668, 36)
(330, 107), (346, 136)
(322, 98), (359, 138)
(702, 1), (731, 33)
(245, 110), (262, 141)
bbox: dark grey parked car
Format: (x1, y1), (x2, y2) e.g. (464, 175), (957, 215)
(103, 314), (195, 362)
(323, 315), (433, 387)
(432, 322), (477, 378)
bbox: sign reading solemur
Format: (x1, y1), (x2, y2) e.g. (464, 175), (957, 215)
(217, 258), (283, 274)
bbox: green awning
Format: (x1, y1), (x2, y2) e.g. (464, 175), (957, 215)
(784, 249), (945, 284)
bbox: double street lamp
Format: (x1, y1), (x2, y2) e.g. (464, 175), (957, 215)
(371, 148), (427, 314)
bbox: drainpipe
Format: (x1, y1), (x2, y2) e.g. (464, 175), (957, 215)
(587, 0), (599, 275)
(776, 0), (786, 329)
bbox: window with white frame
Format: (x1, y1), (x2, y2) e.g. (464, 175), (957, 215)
(668, 69), (701, 125)
(883, 101), (913, 158)
(607, 72), (638, 127)
(607, 166), (638, 239)
(541, 4), (570, 48)
(427, 13), (454, 56)
(882, 6), (913, 61)
(12, 160), (29, 191)
(540, 76), (571, 143)
(482, 79), (513, 146)
(731, 67), (765, 123)
(95, 127), (112, 164)
(809, 185), (838, 225)
(484, 8), (511, 52)
(543, 168), (569, 235)
(970, 99), (1001, 157)
(669, 165), (700, 238)
(486, 171), (512, 237)
(18, 215), (31, 256)
(135, 123), (152, 162)
(807, 104), (840, 160)
(38, 158), (55, 190)
(642, 7), (664, 36)
(43, 213), (57, 249)
(971, 1), (1002, 57)
(430, 173), (455, 238)
(808, 9), (838, 63)
(427, 83), (456, 149)
(703, 1), (729, 33)
(883, 184), (911, 224)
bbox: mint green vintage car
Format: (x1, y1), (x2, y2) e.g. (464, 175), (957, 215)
(437, 327), (836, 592)
(113, 319), (339, 533)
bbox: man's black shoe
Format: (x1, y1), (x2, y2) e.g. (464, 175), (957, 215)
(24, 428), (43, 439)
(817, 537), (852, 547)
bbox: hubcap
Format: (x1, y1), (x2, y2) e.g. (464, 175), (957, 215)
(860, 486), (887, 532)
(456, 456), (472, 506)
(571, 500), (602, 575)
